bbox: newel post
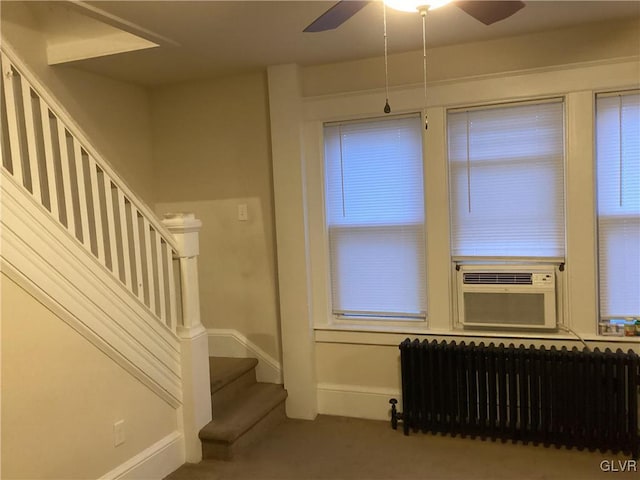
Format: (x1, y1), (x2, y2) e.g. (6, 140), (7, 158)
(162, 213), (212, 463)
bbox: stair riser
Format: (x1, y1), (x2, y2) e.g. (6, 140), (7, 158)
(212, 368), (257, 414)
(202, 401), (287, 461)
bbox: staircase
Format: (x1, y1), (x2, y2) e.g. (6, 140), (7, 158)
(200, 357), (287, 460)
(0, 41), (210, 469)
(0, 45), (186, 405)
(1, 40), (286, 470)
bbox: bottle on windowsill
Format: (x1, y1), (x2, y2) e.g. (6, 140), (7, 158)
(624, 318), (636, 337)
(600, 321), (622, 336)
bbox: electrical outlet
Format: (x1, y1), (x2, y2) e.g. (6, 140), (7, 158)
(238, 203), (248, 221)
(114, 420), (125, 446)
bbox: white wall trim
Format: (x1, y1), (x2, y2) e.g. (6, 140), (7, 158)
(314, 326), (640, 351)
(1, 171), (183, 407)
(317, 383), (400, 421)
(303, 56), (640, 120)
(207, 328), (282, 384)
(99, 431), (184, 480)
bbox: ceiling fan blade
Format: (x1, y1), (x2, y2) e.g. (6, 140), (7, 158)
(456, 1), (525, 26)
(303, 1), (371, 33)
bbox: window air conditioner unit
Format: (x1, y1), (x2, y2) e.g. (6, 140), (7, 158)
(457, 265), (557, 330)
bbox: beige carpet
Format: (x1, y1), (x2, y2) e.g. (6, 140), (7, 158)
(165, 415), (638, 480)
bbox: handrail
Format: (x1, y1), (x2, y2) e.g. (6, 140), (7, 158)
(0, 41), (179, 251)
(0, 42), (179, 333)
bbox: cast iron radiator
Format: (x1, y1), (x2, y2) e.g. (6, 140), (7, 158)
(389, 339), (640, 458)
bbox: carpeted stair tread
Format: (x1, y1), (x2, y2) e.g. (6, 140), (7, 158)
(209, 357), (258, 393)
(199, 382), (288, 444)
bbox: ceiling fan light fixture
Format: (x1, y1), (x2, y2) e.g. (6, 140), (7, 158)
(383, 0), (452, 14)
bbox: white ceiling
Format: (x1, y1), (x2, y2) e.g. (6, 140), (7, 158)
(26, 0), (640, 86)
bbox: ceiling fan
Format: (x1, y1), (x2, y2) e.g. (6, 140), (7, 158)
(303, 0), (526, 32)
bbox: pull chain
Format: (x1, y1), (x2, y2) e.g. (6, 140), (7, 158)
(421, 9), (428, 130)
(383, 2), (391, 114)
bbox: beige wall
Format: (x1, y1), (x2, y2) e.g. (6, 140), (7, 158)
(0, 274), (177, 479)
(0, 1), (156, 204)
(316, 343), (400, 389)
(302, 17), (640, 96)
(151, 72), (281, 362)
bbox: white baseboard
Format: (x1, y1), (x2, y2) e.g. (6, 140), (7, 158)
(100, 431), (184, 480)
(207, 329), (282, 384)
(317, 383), (401, 421)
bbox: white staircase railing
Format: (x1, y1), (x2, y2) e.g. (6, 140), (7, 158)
(0, 46), (180, 334)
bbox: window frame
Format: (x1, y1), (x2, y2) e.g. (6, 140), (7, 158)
(594, 89), (640, 324)
(299, 58), (638, 340)
(446, 97), (568, 263)
(320, 113), (429, 328)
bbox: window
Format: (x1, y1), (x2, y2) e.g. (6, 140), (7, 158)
(447, 100), (565, 259)
(596, 91), (640, 320)
(324, 115), (426, 320)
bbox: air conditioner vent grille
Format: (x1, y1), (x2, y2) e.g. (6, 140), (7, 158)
(463, 272), (533, 285)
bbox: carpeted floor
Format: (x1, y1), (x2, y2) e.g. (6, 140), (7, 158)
(165, 415), (638, 480)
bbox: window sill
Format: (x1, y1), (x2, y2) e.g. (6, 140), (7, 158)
(314, 324), (640, 348)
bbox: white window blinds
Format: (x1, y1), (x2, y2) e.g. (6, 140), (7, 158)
(447, 100), (565, 258)
(596, 92), (640, 319)
(324, 115), (426, 319)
